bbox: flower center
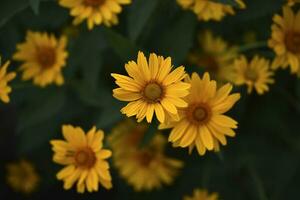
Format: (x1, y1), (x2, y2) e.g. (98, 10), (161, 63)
(198, 55), (219, 74)
(285, 31), (300, 54)
(74, 147), (96, 168)
(137, 151), (154, 167)
(36, 46), (56, 68)
(143, 82), (163, 102)
(244, 69), (258, 82)
(187, 104), (211, 124)
(84, 0), (105, 7)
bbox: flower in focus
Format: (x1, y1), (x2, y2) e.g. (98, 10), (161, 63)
(160, 72), (240, 156)
(111, 51), (190, 123)
(177, 0), (245, 21)
(50, 125), (112, 193)
(58, 0), (132, 30)
(233, 55), (274, 94)
(183, 189), (219, 200)
(6, 160), (40, 194)
(13, 31), (68, 87)
(188, 31), (238, 84)
(268, 6), (300, 75)
(108, 119), (184, 191)
(0, 60), (16, 103)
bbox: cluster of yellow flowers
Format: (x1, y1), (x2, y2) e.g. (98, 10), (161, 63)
(2, 0), (300, 199)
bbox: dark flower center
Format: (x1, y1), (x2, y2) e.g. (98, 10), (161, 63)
(74, 147), (96, 168)
(187, 104), (211, 124)
(36, 46), (56, 69)
(143, 82), (163, 102)
(244, 68), (258, 82)
(84, 0), (105, 7)
(285, 31), (300, 54)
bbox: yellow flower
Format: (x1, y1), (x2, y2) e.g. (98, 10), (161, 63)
(188, 31), (238, 84)
(58, 0), (132, 30)
(6, 160), (40, 194)
(287, 0), (300, 6)
(0, 60), (16, 103)
(183, 189), (219, 200)
(13, 31), (68, 87)
(108, 119), (184, 191)
(268, 6), (300, 75)
(233, 55), (274, 95)
(177, 0), (245, 21)
(50, 125), (112, 193)
(160, 72), (240, 156)
(111, 51), (190, 123)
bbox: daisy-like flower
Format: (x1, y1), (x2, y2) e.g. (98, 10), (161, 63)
(287, 0), (300, 6)
(58, 0), (132, 30)
(183, 189), (219, 200)
(50, 125), (112, 193)
(0, 60), (16, 103)
(160, 72), (240, 156)
(233, 55), (274, 95)
(13, 31), (68, 87)
(177, 0), (245, 21)
(6, 160), (40, 194)
(111, 51), (190, 123)
(268, 6), (300, 75)
(108, 119), (184, 191)
(188, 31), (238, 84)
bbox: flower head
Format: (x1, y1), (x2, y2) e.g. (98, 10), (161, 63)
(268, 6), (300, 75)
(6, 160), (40, 194)
(160, 73), (240, 156)
(233, 55), (274, 94)
(177, 0), (245, 21)
(183, 189), (219, 200)
(13, 31), (68, 87)
(50, 125), (112, 193)
(112, 51), (190, 123)
(0, 60), (16, 103)
(287, 0), (300, 6)
(58, 0), (132, 30)
(108, 119), (184, 191)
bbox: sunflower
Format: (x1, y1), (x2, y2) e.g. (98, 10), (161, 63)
(108, 119), (184, 191)
(268, 6), (300, 75)
(177, 0), (245, 21)
(233, 55), (274, 95)
(50, 125), (112, 193)
(287, 0), (300, 6)
(160, 72), (240, 156)
(6, 160), (40, 194)
(58, 0), (132, 30)
(183, 189), (219, 200)
(188, 31), (238, 84)
(0, 60), (16, 103)
(13, 31), (68, 87)
(111, 51), (190, 123)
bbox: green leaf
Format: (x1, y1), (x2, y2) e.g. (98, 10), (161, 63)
(0, 0), (28, 28)
(29, 0), (40, 14)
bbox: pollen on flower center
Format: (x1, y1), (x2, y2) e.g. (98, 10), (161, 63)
(187, 104), (211, 124)
(143, 82), (163, 102)
(285, 31), (300, 53)
(37, 46), (56, 68)
(245, 69), (258, 82)
(74, 147), (96, 168)
(84, 0), (105, 7)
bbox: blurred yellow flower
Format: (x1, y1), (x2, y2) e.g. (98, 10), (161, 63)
(58, 0), (132, 30)
(0, 60), (16, 103)
(233, 55), (274, 95)
(13, 31), (68, 87)
(287, 0), (300, 6)
(188, 31), (238, 84)
(112, 51), (190, 123)
(50, 125), (112, 193)
(6, 160), (40, 194)
(177, 0), (245, 21)
(108, 119), (183, 191)
(160, 72), (240, 156)
(268, 6), (300, 75)
(183, 189), (219, 200)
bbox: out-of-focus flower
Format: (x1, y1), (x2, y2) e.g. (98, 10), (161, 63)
(183, 189), (219, 200)
(287, 0), (300, 6)
(108, 119), (184, 191)
(58, 0), (132, 30)
(6, 160), (40, 194)
(50, 125), (112, 193)
(111, 51), (190, 123)
(160, 72), (240, 156)
(0, 60), (16, 103)
(13, 31), (68, 87)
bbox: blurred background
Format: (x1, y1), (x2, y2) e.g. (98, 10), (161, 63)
(1, 0), (300, 199)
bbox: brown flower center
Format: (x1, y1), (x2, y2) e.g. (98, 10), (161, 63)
(137, 151), (154, 167)
(198, 55), (219, 74)
(36, 46), (56, 69)
(143, 82), (163, 102)
(285, 31), (300, 54)
(74, 147), (96, 168)
(244, 68), (258, 82)
(186, 104), (211, 124)
(84, 0), (105, 7)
